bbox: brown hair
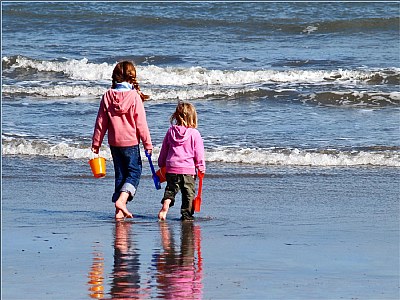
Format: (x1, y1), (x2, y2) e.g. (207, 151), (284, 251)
(111, 61), (150, 101)
(170, 101), (198, 128)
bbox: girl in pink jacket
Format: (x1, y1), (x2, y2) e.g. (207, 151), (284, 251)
(158, 101), (206, 221)
(92, 61), (153, 219)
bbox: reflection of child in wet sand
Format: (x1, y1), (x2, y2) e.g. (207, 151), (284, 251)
(111, 221), (149, 299)
(156, 222), (203, 299)
(91, 61), (153, 219)
(157, 101), (206, 221)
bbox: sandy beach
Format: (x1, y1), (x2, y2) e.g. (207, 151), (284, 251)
(2, 157), (399, 299)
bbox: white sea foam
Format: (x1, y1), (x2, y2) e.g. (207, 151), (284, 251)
(5, 57), (113, 81)
(1, 136), (112, 160)
(2, 84), (107, 98)
(302, 25), (319, 34)
(4, 56), (399, 86)
(4, 82), (398, 107)
(3, 137), (399, 167)
(306, 91), (400, 106)
(2, 83), (259, 101)
(3, 56), (399, 106)
(206, 147), (400, 167)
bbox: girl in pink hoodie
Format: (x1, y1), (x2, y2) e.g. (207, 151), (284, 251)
(158, 101), (206, 221)
(92, 61), (153, 219)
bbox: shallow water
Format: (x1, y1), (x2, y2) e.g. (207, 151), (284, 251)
(2, 157), (399, 299)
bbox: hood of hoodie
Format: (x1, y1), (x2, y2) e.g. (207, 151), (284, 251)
(105, 89), (136, 115)
(169, 125), (194, 145)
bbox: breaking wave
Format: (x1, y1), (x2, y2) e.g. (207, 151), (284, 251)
(3, 56), (399, 107)
(3, 55), (399, 86)
(2, 136), (399, 167)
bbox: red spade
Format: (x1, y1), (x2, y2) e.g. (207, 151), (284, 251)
(193, 170), (205, 212)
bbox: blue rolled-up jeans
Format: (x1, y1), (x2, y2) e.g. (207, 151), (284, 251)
(110, 145), (142, 203)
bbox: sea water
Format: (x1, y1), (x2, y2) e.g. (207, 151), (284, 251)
(2, 2), (399, 168)
(2, 2), (400, 299)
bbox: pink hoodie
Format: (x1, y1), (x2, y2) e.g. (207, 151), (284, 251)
(92, 89), (152, 149)
(158, 125), (205, 175)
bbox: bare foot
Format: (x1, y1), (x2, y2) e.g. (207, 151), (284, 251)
(158, 199), (171, 221)
(115, 208), (125, 219)
(115, 192), (133, 219)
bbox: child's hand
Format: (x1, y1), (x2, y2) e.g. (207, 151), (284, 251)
(91, 147), (99, 154)
(197, 169), (205, 178)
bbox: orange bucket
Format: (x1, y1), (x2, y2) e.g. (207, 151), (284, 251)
(89, 157), (106, 178)
(156, 166), (167, 183)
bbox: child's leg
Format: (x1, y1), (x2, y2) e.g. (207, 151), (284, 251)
(158, 199), (171, 221)
(110, 146), (126, 203)
(158, 173), (179, 221)
(115, 191), (133, 219)
(111, 146), (141, 219)
(180, 175), (196, 221)
(123, 145), (142, 202)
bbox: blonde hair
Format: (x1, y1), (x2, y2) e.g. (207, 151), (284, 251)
(111, 61), (150, 101)
(170, 101), (198, 128)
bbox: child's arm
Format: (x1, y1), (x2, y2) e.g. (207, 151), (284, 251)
(92, 97), (108, 151)
(194, 130), (206, 173)
(157, 132), (169, 168)
(134, 93), (153, 151)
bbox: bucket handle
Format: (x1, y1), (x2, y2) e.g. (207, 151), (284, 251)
(89, 150), (99, 160)
(145, 150), (161, 190)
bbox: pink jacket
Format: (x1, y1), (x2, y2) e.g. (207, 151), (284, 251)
(158, 125), (205, 175)
(92, 89), (152, 149)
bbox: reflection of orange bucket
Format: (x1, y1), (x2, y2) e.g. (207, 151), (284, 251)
(156, 166), (167, 183)
(89, 157), (106, 178)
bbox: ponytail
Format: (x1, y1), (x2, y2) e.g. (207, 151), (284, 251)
(111, 61), (150, 101)
(132, 77), (150, 101)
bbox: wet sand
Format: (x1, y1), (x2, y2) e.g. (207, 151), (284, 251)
(2, 157), (399, 299)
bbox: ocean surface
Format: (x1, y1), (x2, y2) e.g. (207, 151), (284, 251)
(2, 1), (400, 167)
(2, 2), (400, 299)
